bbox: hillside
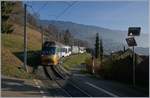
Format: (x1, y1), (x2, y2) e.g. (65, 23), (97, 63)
(1, 1), (43, 78)
(40, 20), (126, 48)
(1, 23), (42, 78)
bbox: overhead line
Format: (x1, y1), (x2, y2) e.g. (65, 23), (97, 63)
(36, 2), (48, 14)
(62, 1), (74, 5)
(27, 2), (47, 16)
(27, 1), (77, 21)
(55, 1), (77, 20)
(30, 6), (37, 15)
(26, 4), (37, 15)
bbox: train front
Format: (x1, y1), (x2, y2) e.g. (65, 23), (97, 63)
(41, 46), (59, 66)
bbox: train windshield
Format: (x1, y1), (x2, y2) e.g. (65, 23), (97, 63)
(42, 47), (56, 55)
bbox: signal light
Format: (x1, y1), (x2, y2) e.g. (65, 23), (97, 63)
(128, 27), (141, 36)
(126, 37), (137, 47)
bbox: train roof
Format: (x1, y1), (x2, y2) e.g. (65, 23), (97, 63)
(43, 41), (68, 48)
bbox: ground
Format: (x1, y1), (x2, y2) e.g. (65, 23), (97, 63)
(2, 57), (148, 97)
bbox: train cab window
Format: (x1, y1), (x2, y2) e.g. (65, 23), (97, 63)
(42, 47), (56, 55)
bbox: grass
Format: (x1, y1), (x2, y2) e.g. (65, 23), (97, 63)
(1, 47), (35, 79)
(1, 23), (42, 79)
(80, 69), (89, 74)
(2, 34), (24, 52)
(62, 53), (90, 70)
(2, 33), (41, 52)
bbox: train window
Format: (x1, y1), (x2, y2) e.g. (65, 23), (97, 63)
(57, 48), (61, 52)
(66, 48), (68, 53)
(69, 48), (71, 52)
(60, 48), (62, 52)
(63, 48), (65, 53)
(42, 47), (56, 55)
(61, 48), (66, 52)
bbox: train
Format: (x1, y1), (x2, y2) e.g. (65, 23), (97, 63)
(41, 41), (86, 66)
(71, 46), (86, 54)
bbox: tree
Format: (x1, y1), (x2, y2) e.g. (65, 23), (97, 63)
(2, 1), (14, 33)
(95, 33), (100, 58)
(100, 37), (104, 64)
(123, 45), (126, 52)
(27, 12), (39, 28)
(43, 24), (59, 41)
(63, 29), (72, 45)
(10, 2), (25, 26)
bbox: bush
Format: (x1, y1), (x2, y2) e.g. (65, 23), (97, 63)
(101, 56), (139, 84)
(85, 57), (102, 74)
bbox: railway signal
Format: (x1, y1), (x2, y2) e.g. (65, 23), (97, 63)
(128, 27), (141, 36)
(126, 37), (137, 47)
(126, 27), (141, 87)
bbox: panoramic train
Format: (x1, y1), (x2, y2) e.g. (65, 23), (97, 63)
(41, 41), (86, 66)
(41, 41), (72, 66)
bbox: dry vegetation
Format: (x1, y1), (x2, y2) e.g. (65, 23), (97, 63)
(85, 51), (149, 88)
(1, 23), (42, 79)
(1, 47), (35, 79)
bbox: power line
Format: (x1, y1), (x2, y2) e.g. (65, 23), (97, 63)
(55, 1), (77, 20)
(26, 5), (36, 14)
(27, 1), (77, 21)
(62, 1), (75, 6)
(27, 2), (47, 16)
(36, 2), (48, 14)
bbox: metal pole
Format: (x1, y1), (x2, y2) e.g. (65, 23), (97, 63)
(133, 46), (135, 87)
(40, 26), (44, 48)
(92, 57), (95, 74)
(24, 4), (28, 72)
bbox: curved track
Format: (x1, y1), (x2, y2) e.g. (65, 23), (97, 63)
(43, 66), (91, 97)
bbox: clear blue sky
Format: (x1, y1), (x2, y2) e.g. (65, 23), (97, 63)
(26, 1), (148, 34)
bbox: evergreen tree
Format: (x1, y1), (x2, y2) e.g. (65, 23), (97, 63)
(100, 37), (104, 64)
(123, 45), (126, 52)
(95, 33), (100, 58)
(2, 1), (14, 33)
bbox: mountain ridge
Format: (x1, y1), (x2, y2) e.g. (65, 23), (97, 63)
(40, 20), (149, 55)
(40, 20), (127, 33)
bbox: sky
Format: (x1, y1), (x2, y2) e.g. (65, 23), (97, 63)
(26, 0), (149, 34)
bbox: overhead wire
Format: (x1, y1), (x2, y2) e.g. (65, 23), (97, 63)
(26, 1), (77, 21)
(26, 1), (78, 41)
(55, 1), (77, 20)
(26, 1), (48, 17)
(27, 1), (78, 30)
(36, 1), (48, 14)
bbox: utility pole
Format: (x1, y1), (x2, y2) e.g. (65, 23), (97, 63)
(78, 41), (79, 54)
(40, 25), (44, 48)
(92, 56), (95, 74)
(24, 4), (28, 72)
(133, 46), (135, 87)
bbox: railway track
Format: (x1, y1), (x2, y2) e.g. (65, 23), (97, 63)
(43, 66), (91, 97)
